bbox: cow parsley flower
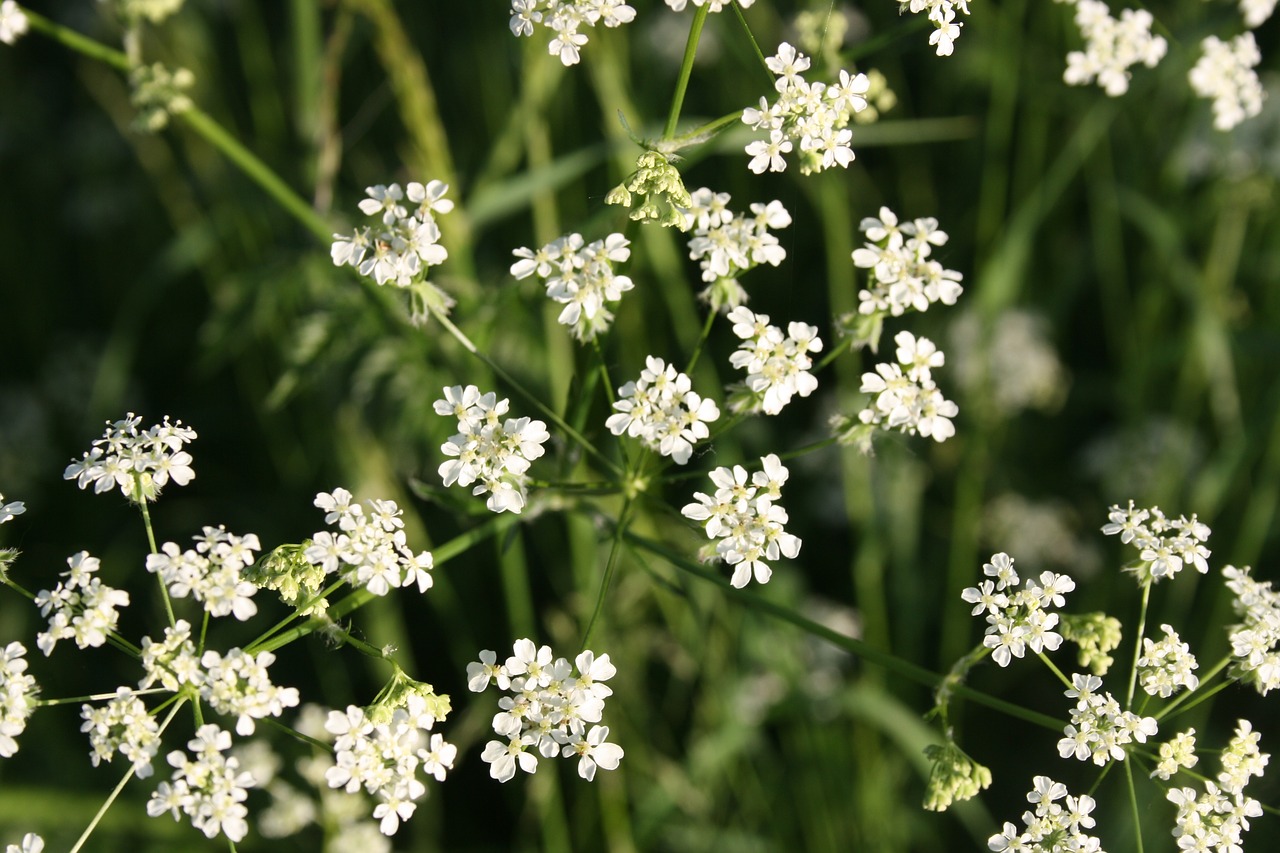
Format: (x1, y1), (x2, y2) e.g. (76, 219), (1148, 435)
(902, 0), (970, 57)
(1137, 623), (1199, 698)
(1189, 33), (1265, 131)
(1168, 721), (1266, 851)
(468, 639), (622, 782)
(199, 648), (300, 736)
(679, 189), (791, 311)
(129, 63), (195, 132)
(854, 331), (958, 447)
(147, 526), (261, 620)
(147, 724), (255, 842)
(845, 207), (963, 351)
(63, 413), (197, 503)
(0, 642), (38, 758)
(962, 553), (1074, 667)
(988, 776), (1103, 853)
(1151, 728), (1198, 781)
(682, 454), (801, 588)
(1223, 564), (1280, 695)
(606, 357), (719, 465)
(34, 551), (131, 655)
(302, 488), (435, 591)
(724, 307), (822, 416)
(0, 494), (22, 527)
(139, 620), (201, 692)
(1058, 673), (1157, 765)
(741, 42), (869, 175)
(0, 1), (28, 45)
(605, 150), (694, 228)
(1240, 0), (1277, 27)
(510, 231), (634, 341)
(1101, 501), (1211, 583)
(1062, 0), (1166, 97)
(510, 1), (637, 66)
(665, 0), (755, 11)
(435, 389), (550, 513)
(81, 686), (162, 777)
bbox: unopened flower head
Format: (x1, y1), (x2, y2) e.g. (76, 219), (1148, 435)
(33, 551), (131, 656)
(435, 388), (550, 513)
(845, 207), (963, 351)
(243, 542), (331, 615)
(901, 0), (971, 57)
(0, 642), (38, 758)
(510, 0), (637, 66)
(1101, 501), (1211, 583)
(64, 413), (197, 503)
(1189, 33), (1265, 131)
(1058, 672), (1157, 765)
(725, 307), (822, 416)
(511, 231), (634, 341)
(1062, 1), (1167, 97)
(679, 189), (791, 311)
(468, 639), (622, 782)
(922, 739), (991, 811)
(130, 63), (195, 132)
(1058, 611), (1123, 675)
(147, 724), (255, 842)
(988, 776), (1103, 853)
(962, 552), (1075, 667)
(606, 357), (719, 465)
(0, 2), (25, 46)
(81, 686), (162, 778)
(1151, 728), (1198, 781)
(303, 488), (435, 591)
(331, 181), (455, 314)
(681, 454), (801, 588)
(606, 150), (693, 228)
(741, 43), (869, 175)
(1223, 564), (1280, 695)
(853, 331), (958, 448)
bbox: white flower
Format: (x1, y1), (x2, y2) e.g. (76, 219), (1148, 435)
(2, 834), (42, 853)
(34, 551), (130, 655)
(563, 724), (625, 780)
(988, 777), (1102, 852)
(435, 389), (549, 513)
(740, 43), (868, 175)
(1189, 33), (1265, 131)
(81, 687), (161, 777)
(0, 642), (38, 758)
(1062, 1), (1167, 97)
(902, 0), (971, 56)
(852, 207), (963, 327)
(1101, 501), (1211, 584)
(1138, 624), (1199, 698)
(724, 307), (822, 416)
(677, 189), (792, 310)
(147, 725), (255, 842)
(606, 357), (719, 464)
(0, 493), (23, 524)
(63, 414), (197, 503)
(512, 231), (634, 341)
(857, 332), (958, 444)
(512, 0), (637, 66)
(332, 181), (453, 292)
(682, 455), (801, 588)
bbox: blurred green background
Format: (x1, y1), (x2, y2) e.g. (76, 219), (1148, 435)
(1, 0), (1279, 850)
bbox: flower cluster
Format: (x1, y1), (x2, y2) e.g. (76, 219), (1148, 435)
(468, 639), (623, 782)
(1168, 721), (1267, 851)
(1137, 623), (1199, 698)
(324, 690), (455, 835)
(1189, 33), (1265, 131)
(988, 776), (1104, 853)
(147, 526), (261, 621)
(605, 150), (694, 228)
(139, 619), (200, 692)
(435, 387), (550, 513)
(0, 1), (28, 45)
(199, 648), (300, 736)
(81, 687), (162, 777)
(922, 740), (992, 812)
(1100, 501), (1211, 583)
(725, 307), (822, 416)
(1061, 0), (1167, 97)
(34, 551), (131, 656)
(681, 454), (801, 588)
(1057, 673), (1158, 765)
(1152, 728), (1198, 780)
(63, 413), (196, 503)
(606, 356), (720, 465)
(857, 331), (958, 444)
(509, 0), (636, 66)
(962, 552), (1073, 667)
(680, 188), (791, 311)
(901, 0), (970, 57)
(848, 207), (963, 350)
(510, 231), (634, 341)
(303, 488), (435, 592)
(664, 0), (754, 11)
(129, 62), (195, 133)
(1223, 564), (1280, 695)
(741, 43), (869, 175)
(1241, 0), (1277, 27)
(147, 724), (256, 842)
(330, 181), (453, 291)
(0, 642), (37, 758)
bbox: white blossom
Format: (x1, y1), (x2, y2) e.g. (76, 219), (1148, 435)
(1062, 1), (1166, 97)
(1189, 33), (1265, 131)
(147, 725), (255, 842)
(606, 357), (719, 464)
(725, 307), (822, 416)
(34, 551), (130, 655)
(510, 1), (637, 66)
(511, 231), (634, 341)
(63, 413), (196, 503)
(0, 642), (37, 758)
(304, 489), (436, 591)
(435, 389), (550, 513)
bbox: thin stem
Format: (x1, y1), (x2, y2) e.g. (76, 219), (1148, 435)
(70, 700), (185, 853)
(663, 6), (710, 139)
(38, 687), (170, 707)
(1157, 678), (1234, 723)
(1126, 580), (1152, 708)
(1124, 756), (1145, 853)
(581, 499), (634, 650)
(730, 0), (771, 81)
(592, 337), (618, 407)
(20, 8), (130, 70)
(1038, 650), (1073, 689)
(136, 492), (177, 627)
(1156, 656), (1231, 721)
(684, 304), (718, 375)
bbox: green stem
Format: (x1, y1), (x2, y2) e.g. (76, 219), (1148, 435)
(663, 6), (710, 139)
(684, 303), (718, 375)
(1124, 756), (1145, 853)
(1038, 650), (1072, 689)
(730, 0), (771, 81)
(1157, 678), (1234, 723)
(37, 687), (169, 707)
(581, 499), (633, 650)
(1126, 579), (1152, 708)
(1156, 656), (1231, 721)
(625, 527), (1063, 731)
(136, 490), (177, 627)
(20, 8), (130, 70)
